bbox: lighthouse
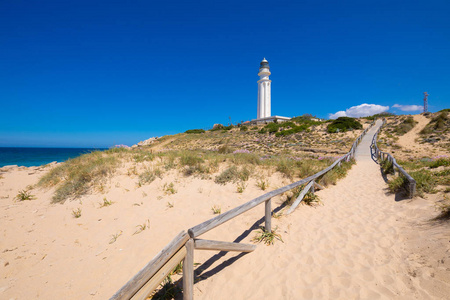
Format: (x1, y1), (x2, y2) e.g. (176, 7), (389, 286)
(253, 58), (290, 124)
(257, 58), (271, 119)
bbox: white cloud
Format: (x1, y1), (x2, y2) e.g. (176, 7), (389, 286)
(328, 103), (389, 119)
(392, 104), (423, 112)
(328, 111), (347, 119)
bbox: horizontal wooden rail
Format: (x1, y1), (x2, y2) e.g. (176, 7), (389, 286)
(371, 119), (416, 198)
(194, 239), (256, 252)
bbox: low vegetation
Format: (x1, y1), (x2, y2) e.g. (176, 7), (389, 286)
(38, 150), (120, 203)
(72, 208), (82, 218)
(99, 197), (113, 207)
(318, 159), (354, 186)
(421, 111), (449, 135)
(185, 129), (205, 134)
(252, 226), (283, 245)
(211, 205), (221, 214)
(392, 116), (417, 136)
(302, 191), (322, 206)
(387, 157), (450, 197)
(109, 230), (123, 244)
(15, 189), (35, 201)
(327, 117), (362, 133)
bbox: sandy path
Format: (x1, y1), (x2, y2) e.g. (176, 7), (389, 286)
(193, 120), (450, 299)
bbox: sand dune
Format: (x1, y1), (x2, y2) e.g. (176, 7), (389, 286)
(1, 120), (449, 299)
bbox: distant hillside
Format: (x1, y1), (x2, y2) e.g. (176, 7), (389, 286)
(136, 117), (374, 157)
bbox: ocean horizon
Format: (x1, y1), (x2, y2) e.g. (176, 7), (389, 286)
(0, 147), (107, 168)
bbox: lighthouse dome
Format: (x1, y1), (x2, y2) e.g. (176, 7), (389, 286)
(260, 58), (270, 70)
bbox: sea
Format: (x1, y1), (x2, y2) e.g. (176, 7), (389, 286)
(0, 147), (107, 168)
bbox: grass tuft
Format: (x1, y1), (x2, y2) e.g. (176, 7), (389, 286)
(109, 230), (123, 244)
(302, 192), (322, 206)
(15, 189), (35, 201)
(138, 168), (163, 186)
(256, 178), (269, 190)
(236, 181), (247, 193)
(211, 205), (221, 214)
(163, 182), (177, 195)
(99, 197), (113, 207)
(252, 226), (283, 245)
(133, 219), (150, 235)
(72, 208), (82, 218)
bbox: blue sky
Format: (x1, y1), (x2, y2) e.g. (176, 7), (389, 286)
(1, 0), (449, 147)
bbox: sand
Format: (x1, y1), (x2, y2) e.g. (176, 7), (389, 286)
(1, 120), (449, 299)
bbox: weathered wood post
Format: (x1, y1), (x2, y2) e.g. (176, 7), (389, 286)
(183, 239), (194, 300)
(311, 181), (315, 194)
(265, 198), (271, 233)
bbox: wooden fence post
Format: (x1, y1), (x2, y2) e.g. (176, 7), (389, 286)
(265, 198), (271, 233)
(183, 239), (194, 300)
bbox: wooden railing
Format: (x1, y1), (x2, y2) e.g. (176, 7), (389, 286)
(371, 119), (416, 198)
(110, 121), (375, 300)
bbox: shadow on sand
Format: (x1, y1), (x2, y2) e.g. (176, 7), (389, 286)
(192, 201), (288, 284)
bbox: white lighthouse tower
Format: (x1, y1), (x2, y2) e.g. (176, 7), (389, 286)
(257, 58), (271, 119)
(253, 58), (290, 124)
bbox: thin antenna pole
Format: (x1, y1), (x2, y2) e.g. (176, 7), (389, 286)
(423, 92), (429, 113)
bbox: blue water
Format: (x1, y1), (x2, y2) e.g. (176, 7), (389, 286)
(0, 147), (107, 167)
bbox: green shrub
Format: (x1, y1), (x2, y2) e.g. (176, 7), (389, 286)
(275, 124), (309, 137)
(393, 116), (416, 135)
(319, 160), (354, 186)
(410, 170), (437, 196)
(276, 158), (295, 178)
(430, 158), (450, 168)
(185, 129), (205, 134)
(421, 112), (449, 134)
(240, 125), (248, 131)
(209, 124), (224, 131)
(179, 151), (204, 166)
(214, 166), (251, 185)
(327, 117), (362, 133)
(380, 158), (394, 174)
(388, 175), (408, 193)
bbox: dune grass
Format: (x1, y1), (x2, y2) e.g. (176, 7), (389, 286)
(388, 157), (449, 196)
(37, 143), (356, 203)
(15, 189), (35, 201)
(252, 226), (283, 245)
(38, 150), (120, 203)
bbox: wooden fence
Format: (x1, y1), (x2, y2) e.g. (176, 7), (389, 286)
(371, 119), (416, 198)
(110, 121), (376, 300)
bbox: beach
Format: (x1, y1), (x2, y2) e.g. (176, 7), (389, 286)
(1, 117), (449, 299)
